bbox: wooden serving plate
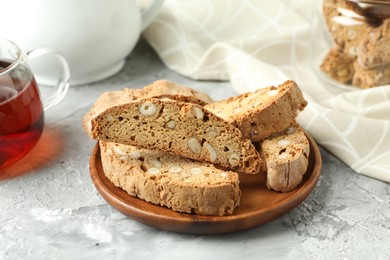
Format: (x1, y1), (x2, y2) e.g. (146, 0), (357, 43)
(89, 134), (322, 234)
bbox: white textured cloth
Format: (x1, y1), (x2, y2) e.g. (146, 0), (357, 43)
(143, 0), (390, 182)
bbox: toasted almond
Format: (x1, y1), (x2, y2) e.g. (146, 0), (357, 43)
(187, 137), (202, 154)
(228, 153), (240, 167)
(139, 101), (157, 116)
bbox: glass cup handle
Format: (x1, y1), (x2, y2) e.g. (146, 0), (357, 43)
(27, 48), (70, 110)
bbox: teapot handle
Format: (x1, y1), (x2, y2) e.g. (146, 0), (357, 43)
(139, 0), (165, 31)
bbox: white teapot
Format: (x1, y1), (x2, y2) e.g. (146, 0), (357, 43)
(0, 0), (164, 85)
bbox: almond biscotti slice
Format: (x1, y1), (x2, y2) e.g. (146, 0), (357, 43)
(204, 80), (307, 142)
(83, 80), (213, 125)
(84, 98), (263, 174)
(100, 141), (241, 216)
(260, 123), (310, 193)
(320, 47), (355, 84)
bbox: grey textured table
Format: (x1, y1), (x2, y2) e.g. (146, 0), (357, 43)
(1, 39), (389, 260)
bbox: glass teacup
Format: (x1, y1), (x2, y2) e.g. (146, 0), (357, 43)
(0, 38), (69, 169)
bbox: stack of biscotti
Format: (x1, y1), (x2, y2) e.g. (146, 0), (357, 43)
(83, 80), (309, 216)
(204, 81), (309, 193)
(100, 141), (241, 216)
(321, 0), (390, 88)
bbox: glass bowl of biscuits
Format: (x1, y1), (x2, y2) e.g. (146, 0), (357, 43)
(310, 0), (390, 92)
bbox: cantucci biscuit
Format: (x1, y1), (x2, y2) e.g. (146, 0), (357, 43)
(358, 19), (390, 69)
(352, 61), (390, 89)
(84, 97), (263, 174)
(260, 123), (310, 192)
(320, 47), (355, 84)
(204, 80), (307, 142)
(322, 0), (372, 58)
(83, 80), (213, 127)
(100, 141), (241, 216)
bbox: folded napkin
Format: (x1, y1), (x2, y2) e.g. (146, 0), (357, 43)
(143, 0), (390, 182)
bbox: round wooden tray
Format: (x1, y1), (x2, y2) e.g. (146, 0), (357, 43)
(89, 134), (322, 234)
